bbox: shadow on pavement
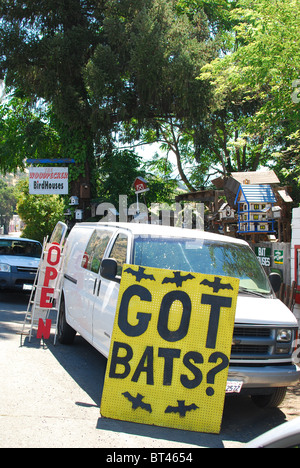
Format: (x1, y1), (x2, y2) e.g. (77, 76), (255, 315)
(48, 335), (288, 447)
(7, 289), (290, 448)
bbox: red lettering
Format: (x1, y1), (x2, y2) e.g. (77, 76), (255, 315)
(47, 245), (61, 266)
(37, 318), (52, 339)
(37, 243), (61, 310)
(44, 266), (58, 287)
(40, 287), (54, 308)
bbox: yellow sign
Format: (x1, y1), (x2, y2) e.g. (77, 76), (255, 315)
(101, 265), (239, 434)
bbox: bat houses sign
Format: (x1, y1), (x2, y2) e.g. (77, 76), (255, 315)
(101, 264), (239, 434)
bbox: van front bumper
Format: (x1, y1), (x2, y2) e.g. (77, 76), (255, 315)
(228, 363), (300, 389)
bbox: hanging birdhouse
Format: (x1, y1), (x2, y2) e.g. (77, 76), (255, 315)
(235, 184), (277, 234)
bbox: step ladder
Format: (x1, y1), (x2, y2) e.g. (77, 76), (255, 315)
(21, 236), (48, 340)
(20, 222), (67, 344)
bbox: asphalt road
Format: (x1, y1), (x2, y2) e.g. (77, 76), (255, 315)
(1, 291), (300, 449)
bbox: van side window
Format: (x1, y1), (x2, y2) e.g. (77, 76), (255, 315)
(82, 230), (112, 274)
(109, 233), (128, 276)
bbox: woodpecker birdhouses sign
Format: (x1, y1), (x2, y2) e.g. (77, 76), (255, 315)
(29, 167), (69, 195)
(133, 177), (149, 194)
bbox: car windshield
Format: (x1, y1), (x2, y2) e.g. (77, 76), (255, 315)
(0, 239), (42, 258)
(133, 236), (271, 295)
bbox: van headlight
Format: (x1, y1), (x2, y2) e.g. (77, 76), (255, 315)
(276, 329), (293, 354)
(276, 329), (292, 342)
(0, 263), (11, 272)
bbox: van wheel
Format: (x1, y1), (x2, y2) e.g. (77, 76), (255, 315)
(251, 387), (287, 408)
(57, 297), (76, 345)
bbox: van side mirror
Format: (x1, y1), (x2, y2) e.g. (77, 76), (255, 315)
(269, 272), (282, 293)
(100, 258), (120, 283)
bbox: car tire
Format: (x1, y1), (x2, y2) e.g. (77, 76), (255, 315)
(57, 295), (76, 345)
(251, 387), (287, 408)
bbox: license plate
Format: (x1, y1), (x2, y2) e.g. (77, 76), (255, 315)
(226, 381), (243, 393)
(23, 284), (33, 291)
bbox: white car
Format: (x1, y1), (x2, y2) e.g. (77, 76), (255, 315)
(0, 237), (42, 292)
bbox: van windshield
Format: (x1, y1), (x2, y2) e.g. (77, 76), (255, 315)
(0, 239), (42, 258)
(133, 236), (271, 295)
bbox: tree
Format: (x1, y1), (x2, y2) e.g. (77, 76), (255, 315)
(142, 152), (179, 204)
(0, 0), (242, 197)
(16, 179), (65, 243)
(96, 147), (178, 210)
(0, 1), (103, 210)
(0, 180), (16, 234)
(0, 96), (61, 173)
(86, 0), (213, 120)
(199, 0), (300, 194)
(0, 0), (216, 199)
(96, 149), (144, 208)
(85, 0), (217, 191)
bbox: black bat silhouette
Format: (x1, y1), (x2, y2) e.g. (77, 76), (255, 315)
(162, 271), (195, 288)
(165, 400), (199, 417)
(124, 266), (155, 283)
(122, 392), (152, 413)
(200, 277), (233, 293)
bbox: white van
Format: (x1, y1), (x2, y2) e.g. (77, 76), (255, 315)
(59, 222), (300, 408)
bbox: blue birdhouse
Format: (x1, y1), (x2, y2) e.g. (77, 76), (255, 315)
(234, 184), (277, 234)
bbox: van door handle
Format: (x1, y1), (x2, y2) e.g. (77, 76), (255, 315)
(93, 278), (97, 295)
(97, 280), (101, 296)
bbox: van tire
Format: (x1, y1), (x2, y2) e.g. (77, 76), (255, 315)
(58, 296), (76, 345)
(251, 387), (287, 408)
